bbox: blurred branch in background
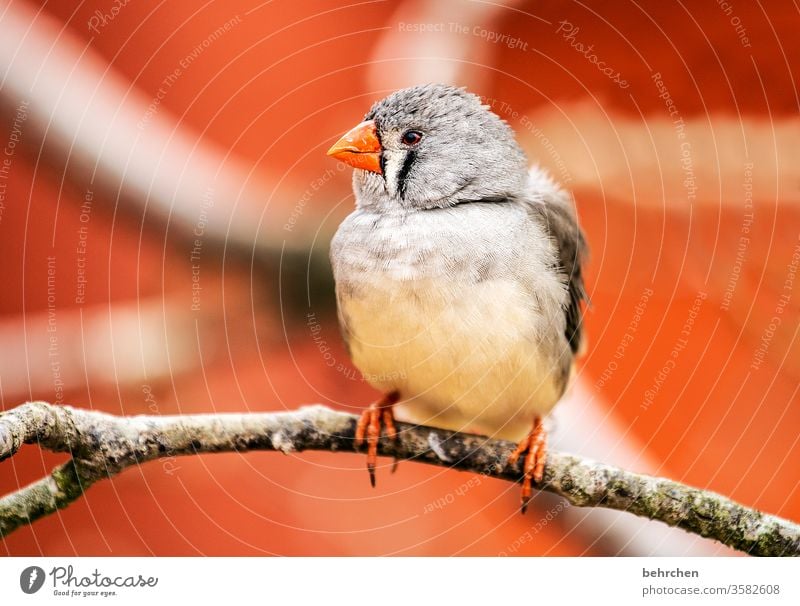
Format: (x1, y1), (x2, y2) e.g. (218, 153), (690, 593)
(0, 1), (318, 253)
(1, 401), (798, 556)
(0, 298), (205, 396)
(0, 1), (335, 403)
(368, 0), (518, 92)
(548, 380), (734, 556)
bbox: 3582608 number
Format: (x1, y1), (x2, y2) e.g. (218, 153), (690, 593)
(729, 584), (780, 595)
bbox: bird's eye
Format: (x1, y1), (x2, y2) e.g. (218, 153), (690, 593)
(401, 130), (423, 145)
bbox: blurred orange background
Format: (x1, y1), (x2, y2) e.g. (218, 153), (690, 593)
(0, 0), (798, 555)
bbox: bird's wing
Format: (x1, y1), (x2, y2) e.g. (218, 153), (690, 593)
(526, 170), (589, 355)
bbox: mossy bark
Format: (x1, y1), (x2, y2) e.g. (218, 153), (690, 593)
(1, 401), (798, 555)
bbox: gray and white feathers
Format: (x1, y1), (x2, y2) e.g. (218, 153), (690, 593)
(354, 83), (529, 211)
(330, 84), (588, 441)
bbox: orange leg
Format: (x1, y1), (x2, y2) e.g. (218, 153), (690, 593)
(354, 391), (400, 487)
(507, 416), (548, 514)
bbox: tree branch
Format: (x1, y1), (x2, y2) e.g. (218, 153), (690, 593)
(1, 401), (798, 556)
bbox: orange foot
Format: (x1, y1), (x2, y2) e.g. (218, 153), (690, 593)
(507, 416), (548, 514)
(354, 391), (400, 487)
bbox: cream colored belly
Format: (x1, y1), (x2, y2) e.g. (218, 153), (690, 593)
(341, 278), (565, 441)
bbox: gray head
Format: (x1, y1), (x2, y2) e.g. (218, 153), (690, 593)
(327, 84), (529, 211)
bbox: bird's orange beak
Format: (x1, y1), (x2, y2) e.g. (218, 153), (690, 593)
(326, 120), (382, 174)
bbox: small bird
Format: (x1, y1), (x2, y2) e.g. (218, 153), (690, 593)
(327, 84), (588, 511)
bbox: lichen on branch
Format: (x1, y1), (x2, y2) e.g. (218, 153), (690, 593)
(0, 401), (798, 556)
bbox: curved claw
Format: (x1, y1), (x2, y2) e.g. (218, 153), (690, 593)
(508, 416), (548, 514)
(354, 391), (399, 487)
